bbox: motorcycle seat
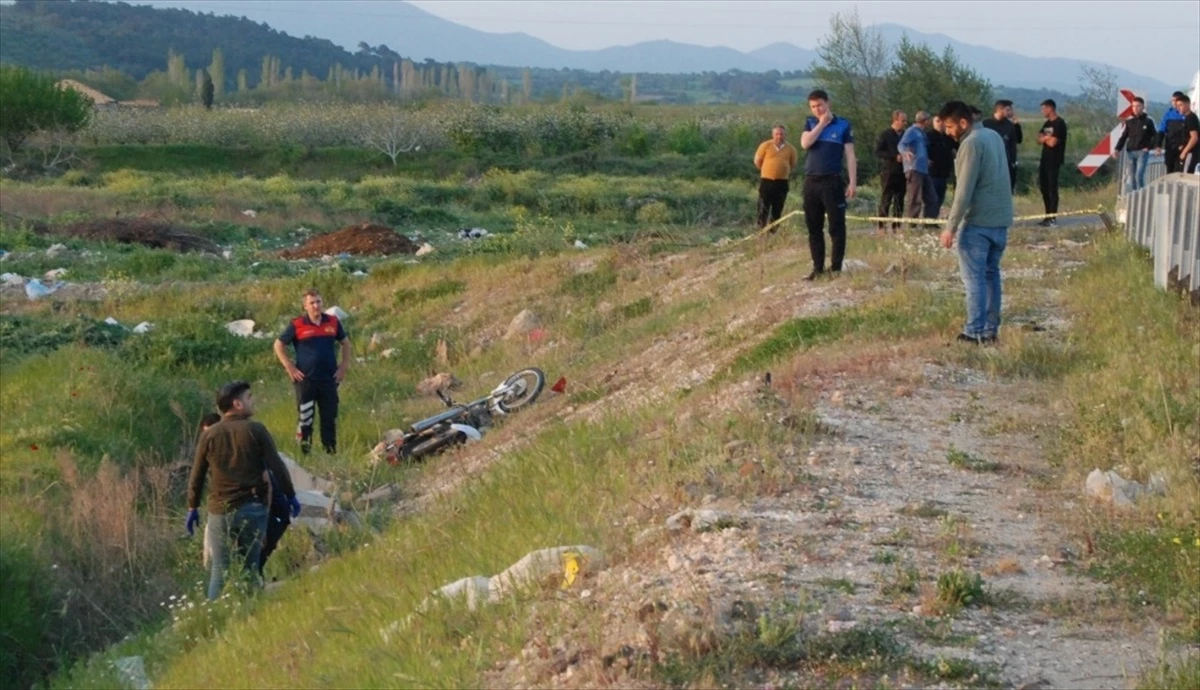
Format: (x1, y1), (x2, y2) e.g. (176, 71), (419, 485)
(410, 407), (464, 433)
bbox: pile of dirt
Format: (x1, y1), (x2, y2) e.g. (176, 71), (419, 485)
(56, 218), (221, 254)
(280, 223), (418, 259)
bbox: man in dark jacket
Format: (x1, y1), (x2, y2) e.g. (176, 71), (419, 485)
(1114, 96), (1158, 192)
(1157, 91), (1187, 174)
(981, 100), (1023, 193)
(927, 115), (956, 215)
(188, 380), (300, 600)
(874, 110), (907, 232)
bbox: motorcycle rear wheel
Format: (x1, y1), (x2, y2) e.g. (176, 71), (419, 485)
(408, 429), (465, 459)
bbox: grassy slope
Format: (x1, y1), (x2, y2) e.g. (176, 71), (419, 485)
(0, 179), (1194, 686)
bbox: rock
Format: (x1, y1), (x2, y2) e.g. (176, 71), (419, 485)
(112, 656), (151, 690)
(504, 309), (541, 341)
(415, 243), (436, 256)
(489, 545), (604, 597)
(323, 305), (349, 320)
(362, 483), (399, 502)
(225, 319), (256, 337)
(46, 243), (67, 257)
(692, 509), (724, 532)
(842, 259), (871, 272)
(574, 239), (588, 250)
(436, 576), (493, 611)
(1085, 468), (1159, 507)
(660, 605), (718, 656)
(416, 372), (461, 396)
(830, 390), (845, 406)
(883, 263), (900, 276)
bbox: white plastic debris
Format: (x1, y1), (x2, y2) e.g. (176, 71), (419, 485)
(1, 272), (25, 285)
(242, 209), (257, 218)
(132, 322), (154, 334)
(323, 305), (349, 320)
(415, 243), (435, 256)
(104, 316), (121, 326)
(351, 270), (367, 277)
(222, 249), (233, 260)
(459, 227), (490, 240)
(225, 319), (256, 337)
(573, 240), (588, 250)
(44, 267), (68, 280)
(24, 279), (63, 300)
(46, 243), (67, 257)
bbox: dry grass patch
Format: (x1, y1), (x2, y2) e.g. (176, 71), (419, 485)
(984, 557), (1026, 576)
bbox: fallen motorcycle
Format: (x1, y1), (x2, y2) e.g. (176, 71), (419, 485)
(383, 367), (545, 464)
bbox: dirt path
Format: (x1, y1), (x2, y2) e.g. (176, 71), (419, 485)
(476, 230), (1170, 689)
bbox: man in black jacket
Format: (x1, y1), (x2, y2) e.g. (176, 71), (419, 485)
(927, 115), (956, 216)
(874, 110), (907, 233)
(982, 100), (1023, 193)
(1114, 96), (1158, 192)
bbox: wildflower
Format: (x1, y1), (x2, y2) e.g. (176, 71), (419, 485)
(1172, 537), (1183, 545)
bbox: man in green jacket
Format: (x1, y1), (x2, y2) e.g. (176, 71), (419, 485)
(187, 380), (300, 600)
(938, 100), (1015, 345)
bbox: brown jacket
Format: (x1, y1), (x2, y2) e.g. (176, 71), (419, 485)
(188, 413), (296, 515)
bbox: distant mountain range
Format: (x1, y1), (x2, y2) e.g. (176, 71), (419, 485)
(0, 0), (1179, 98)
(285, 1), (1176, 95)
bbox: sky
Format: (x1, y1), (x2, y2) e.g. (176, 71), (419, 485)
(126, 0), (1200, 85)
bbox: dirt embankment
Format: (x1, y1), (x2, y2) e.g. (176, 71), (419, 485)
(279, 223), (418, 259)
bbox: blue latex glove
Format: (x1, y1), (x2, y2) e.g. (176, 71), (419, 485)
(288, 495), (301, 519)
(185, 509), (199, 536)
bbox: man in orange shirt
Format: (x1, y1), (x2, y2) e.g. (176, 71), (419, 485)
(753, 124), (799, 231)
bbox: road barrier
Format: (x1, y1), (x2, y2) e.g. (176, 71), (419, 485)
(1121, 173), (1200, 302)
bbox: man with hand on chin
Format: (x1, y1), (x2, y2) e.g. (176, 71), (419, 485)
(799, 89), (857, 281)
(937, 101), (1014, 346)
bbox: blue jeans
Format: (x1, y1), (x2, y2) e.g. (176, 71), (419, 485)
(204, 501), (268, 600)
(1125, 149), (1149, 193)
(956, 225), (1007, 339)
(929, 177), (948, 214)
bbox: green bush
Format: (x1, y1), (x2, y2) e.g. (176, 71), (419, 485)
(0, 540), (53, 689)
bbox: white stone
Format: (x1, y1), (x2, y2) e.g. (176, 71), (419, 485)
(436, 576), (493, 611)
(225, 319), (255, 337)
(489, 545), (604, 597)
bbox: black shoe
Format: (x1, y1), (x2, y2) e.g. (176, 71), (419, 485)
(1046, 218), (1058, 228)
(956, 333), (984, 345)
(300, 440), (312, 455)
(804, 270), (825, 281)
(980, 335), (998, 345)
(1036, 218), (1051, 227)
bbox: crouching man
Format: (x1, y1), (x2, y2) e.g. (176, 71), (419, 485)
(187, 380), (300, 600)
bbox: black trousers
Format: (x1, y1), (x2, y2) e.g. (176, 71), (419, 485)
(295, 379), (339, 453)
(1165, 147), (1182, 174)
(1038, 161), (1061, 215)
(803, 174), (847, 273)
(757, 178), (789, 228)
(258, 508), (291, 575)
(1008, 164), (1018, 193)
(877, 172), (905, 229)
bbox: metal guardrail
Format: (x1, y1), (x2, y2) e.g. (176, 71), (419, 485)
(1121, 172), (1200, 301)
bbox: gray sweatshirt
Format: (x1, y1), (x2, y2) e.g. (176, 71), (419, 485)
(946, 126), (1014, 232)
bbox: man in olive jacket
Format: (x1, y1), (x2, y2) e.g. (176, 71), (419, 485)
(187, 380), (300, 600)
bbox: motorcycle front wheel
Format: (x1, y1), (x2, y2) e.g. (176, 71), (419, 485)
(496, 368), (545, 413)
